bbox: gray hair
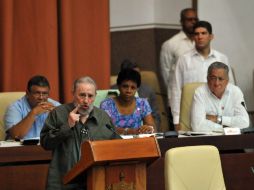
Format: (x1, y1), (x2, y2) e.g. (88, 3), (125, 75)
(207, 62), (229, 77)
(72, 76), (97, 92)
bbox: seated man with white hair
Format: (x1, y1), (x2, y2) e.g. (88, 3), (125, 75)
(191, 62), (249, 132)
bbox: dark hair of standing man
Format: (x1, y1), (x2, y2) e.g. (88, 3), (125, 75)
(193, 20), (213, 34)
(180, 8), (197, 22)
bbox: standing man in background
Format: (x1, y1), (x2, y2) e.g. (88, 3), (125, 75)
(160, 8), (198, 129)
(4, 75), (60, 140)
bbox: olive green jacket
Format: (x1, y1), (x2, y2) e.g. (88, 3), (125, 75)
(40, 103), (121, 190)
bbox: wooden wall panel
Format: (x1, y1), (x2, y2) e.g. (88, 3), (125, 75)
(110, 28), (179, 94)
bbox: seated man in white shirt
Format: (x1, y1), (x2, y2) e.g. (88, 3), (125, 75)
(191, 62), (249, 132)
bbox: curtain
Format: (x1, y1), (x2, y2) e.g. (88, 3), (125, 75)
(0, 0), (110, 103)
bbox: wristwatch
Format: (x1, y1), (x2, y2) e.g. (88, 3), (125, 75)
(217, 116), (222, 125)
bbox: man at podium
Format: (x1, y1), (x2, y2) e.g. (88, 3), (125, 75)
(40, 76), (121, 190)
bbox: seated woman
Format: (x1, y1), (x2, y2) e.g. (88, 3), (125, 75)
(100, 69), (155, 135)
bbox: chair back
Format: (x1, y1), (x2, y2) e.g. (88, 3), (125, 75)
(94, 89), (140, 108)
(110, 75), (117, 86)
(140, 71), (161, 94)
(179, 82), (204, 131)
(141, 71), (168, 132)
(165, 145), (226, 190)
(231, 66), (237, 85)
(94, 89), (119, 108)
(0, 92), (25, 140)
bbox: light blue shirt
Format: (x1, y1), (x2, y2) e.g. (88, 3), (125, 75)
(4, 96), (60, 139)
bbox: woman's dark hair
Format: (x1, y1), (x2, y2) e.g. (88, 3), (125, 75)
(117, 68), (141, 88)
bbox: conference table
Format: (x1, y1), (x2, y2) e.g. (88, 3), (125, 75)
(0, 134), (254, 190)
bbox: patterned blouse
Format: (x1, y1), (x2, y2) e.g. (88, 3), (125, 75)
(100, 97), (152, 129)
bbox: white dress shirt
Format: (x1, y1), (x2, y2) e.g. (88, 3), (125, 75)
(160, 31), (195, 106)
(171, 48), (234, 124)
(191, 83), (249, 132)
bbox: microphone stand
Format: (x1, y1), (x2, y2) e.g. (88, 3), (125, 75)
(105, 124), (122, 139)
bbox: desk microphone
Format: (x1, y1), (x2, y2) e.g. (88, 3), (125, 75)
(241, 101), (247, 109)
(164, 131), (178, 138)
(105, 124), (122, 139)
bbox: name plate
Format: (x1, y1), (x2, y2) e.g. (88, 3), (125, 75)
(224, 127), (241, 135)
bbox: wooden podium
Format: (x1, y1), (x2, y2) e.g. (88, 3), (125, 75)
(63, 136), (161, 190)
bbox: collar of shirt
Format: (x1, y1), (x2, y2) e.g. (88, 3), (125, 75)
(179, 30), (194, 42)
(24, 96), (32, 111)
(191, 48), (217, 59)
(87, 108), (99, 124)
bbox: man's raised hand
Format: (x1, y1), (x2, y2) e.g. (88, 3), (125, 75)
(68, 105), (80, 128)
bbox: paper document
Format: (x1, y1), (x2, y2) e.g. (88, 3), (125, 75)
(0, 140), (22, 147)
(178, 130), (223, 137)
(121, 133), (161, 139)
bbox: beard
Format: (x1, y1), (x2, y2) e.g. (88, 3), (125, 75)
(78, 104), (94, 116)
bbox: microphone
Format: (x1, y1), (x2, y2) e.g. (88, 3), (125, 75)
(241, 101), (247, 109)
(105, 124), (122, 139)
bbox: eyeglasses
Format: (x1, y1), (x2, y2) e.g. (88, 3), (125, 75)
(208, 76), (227, 82)
(78, 93), (95, 99)
(30, 91), (49, 97)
